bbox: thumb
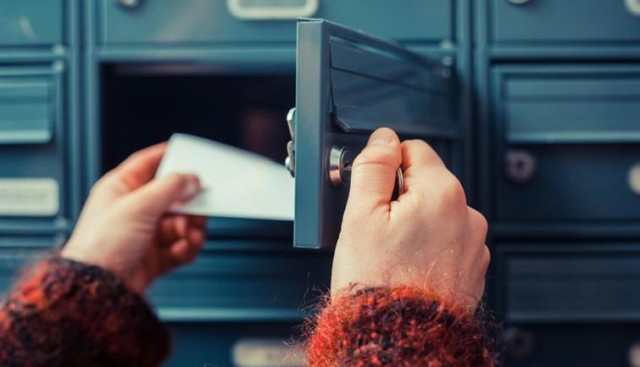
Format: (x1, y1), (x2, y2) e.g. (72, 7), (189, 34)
(126, 173), (201, 217)
(346, 128), (402, 212)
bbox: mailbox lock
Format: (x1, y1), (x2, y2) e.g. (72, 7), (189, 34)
(626, 0), (640, 17)
(329, 146), (354, 187)
(505, 149), (537, 184)
(504, 327), (536, 361)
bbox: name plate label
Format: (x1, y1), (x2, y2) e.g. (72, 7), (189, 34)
(0, 178), (59, 216)
(232, 338), (305, 367)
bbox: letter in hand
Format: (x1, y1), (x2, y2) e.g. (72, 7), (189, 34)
(62, 143), (208, 294)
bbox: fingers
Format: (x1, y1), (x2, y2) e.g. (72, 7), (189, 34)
(401, 139), (444, 171)
(158, 215), (207, 246)
(167, 224), (206, 266)
(346, 128), (402, 212)
(168, 238), (203, 265)
(158, 215), (207, 271)
(399, 140), (468, 216)
(111, 143), (168, 191)
(127, 173), (201, 218)
(400, 139), (447, 193)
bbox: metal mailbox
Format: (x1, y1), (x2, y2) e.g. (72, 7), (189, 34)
(290, 19), (456, 249)
(0, 0), (64, 46)
(99, 0), (452, 45)
(147, 239), (332, 321)
(0, 65), (67, 226)
(491, 0), (640, 43)
(493, 65), (640, 223)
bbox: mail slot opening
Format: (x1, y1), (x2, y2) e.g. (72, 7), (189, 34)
(100, 63), (295, 238)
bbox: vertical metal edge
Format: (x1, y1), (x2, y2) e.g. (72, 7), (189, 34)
(473, 0), (497, 310)
(67, 0), (82, 227)
(52, 57), (67, 231)
(476, 0), (492, 221)
(457, 0), (474, 204)
(294, 20), (328, 249)
(83, 0), (101, 196)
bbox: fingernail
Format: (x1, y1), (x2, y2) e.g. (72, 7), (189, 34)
(369, 137), (392, 146)
(182, 175), (200, 198)
(368, 129), (394, 146)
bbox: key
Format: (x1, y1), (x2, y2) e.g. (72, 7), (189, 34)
(392, 168), (405, 200)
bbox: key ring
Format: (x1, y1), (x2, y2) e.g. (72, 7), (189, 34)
(396, 168), (405, 196)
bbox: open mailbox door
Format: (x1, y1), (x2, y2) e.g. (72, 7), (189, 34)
(286, 19), (456, 249)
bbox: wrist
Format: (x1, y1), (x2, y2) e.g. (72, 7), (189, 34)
(308, 286), (497, 366)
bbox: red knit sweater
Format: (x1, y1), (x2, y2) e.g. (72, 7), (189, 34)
(0, 257), (496, 366)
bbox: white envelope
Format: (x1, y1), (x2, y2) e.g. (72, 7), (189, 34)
(155, 133), (294, 221)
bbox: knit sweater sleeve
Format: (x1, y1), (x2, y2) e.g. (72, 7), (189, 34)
(306, 287), (497, 367)
(0, 256), (170, 367)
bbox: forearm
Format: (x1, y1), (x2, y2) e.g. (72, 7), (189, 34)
(0, 256), (170, 367)
(307, 287), (497, 367)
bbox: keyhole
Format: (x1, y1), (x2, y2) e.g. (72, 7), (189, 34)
(505, 150), (537, 184)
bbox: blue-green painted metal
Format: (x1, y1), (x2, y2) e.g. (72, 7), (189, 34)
(495, 243), (640, 323)
(2, 0), (640, 365)
(0, 0), (65, 46)
(493, 65), (640, 223)
(491, 0), (640, 43)
(293, 19), (456, 249)
(98, 0), (452, 45)
(148, 239), (332, 322)
(164, 322), (302, 367)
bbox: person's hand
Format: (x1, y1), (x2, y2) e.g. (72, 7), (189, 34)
(331, 128), (489, 310)
(62, 143), (207, 294)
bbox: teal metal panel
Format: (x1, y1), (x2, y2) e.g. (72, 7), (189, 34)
(0, 77), (53, 144)
(98, 0), (452, 45)
(165, 322), (302, 367)
(0, 0), (64, 46)
(0, 64), (71, 231)
(501, 323), (640, 367)
(495, 244), (640, 366)
(293, 19), (456, 249)
(497, 144), (640, 222)
(491, 0), (640, 43)
(496, 244), (640, 323)
(148, 240), (332, 322)
(493, 65), (640, 223)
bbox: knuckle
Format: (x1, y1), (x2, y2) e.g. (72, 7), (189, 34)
(352, 144), (399, 171)
(469, 207), (489, 235)
(403, 139), (430, 151)
(91, 172), (115, 195)
(439, 174), (467, 208)
(482, 245), (491, 268)
(402, 139), (443, 165)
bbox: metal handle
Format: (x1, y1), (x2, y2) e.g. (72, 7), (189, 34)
(227, 0), (318, 20)
(505, 150), (537, 184)
(284, 108), (296, 177)
(507, 0), (532, 5)
(117, 0), (142, 9)
(626, 0), (640, 17)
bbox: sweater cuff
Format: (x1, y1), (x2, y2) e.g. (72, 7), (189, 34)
(306, 287), (496, 367)
(2, 256), (170, 367)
